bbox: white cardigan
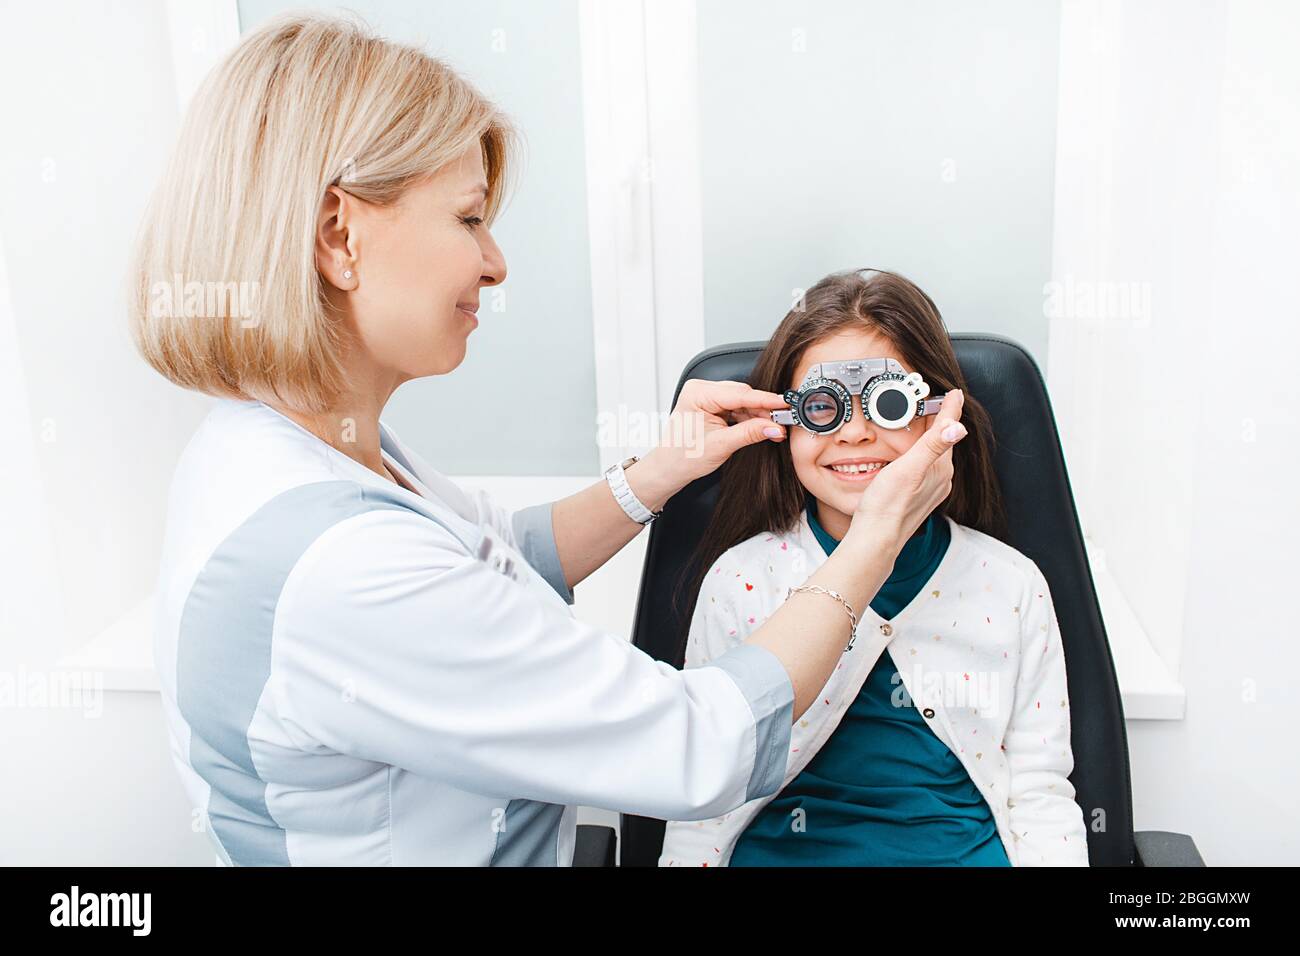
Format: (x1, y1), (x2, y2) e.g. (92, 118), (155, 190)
(658, 510), (1090, 866)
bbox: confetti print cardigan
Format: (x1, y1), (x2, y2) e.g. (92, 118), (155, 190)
(658, 510), (1090, 867)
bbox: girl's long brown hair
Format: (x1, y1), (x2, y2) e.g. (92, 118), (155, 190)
(672, 268), (1007, 625)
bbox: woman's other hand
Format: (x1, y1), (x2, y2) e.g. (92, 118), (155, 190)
(848, 388), (967, 546)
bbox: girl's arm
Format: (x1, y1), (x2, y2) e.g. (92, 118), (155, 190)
(1004, 561), (1091, 865)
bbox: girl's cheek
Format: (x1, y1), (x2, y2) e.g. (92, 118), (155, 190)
(790, 434), (819, 471)
(898, 425), (927, 453)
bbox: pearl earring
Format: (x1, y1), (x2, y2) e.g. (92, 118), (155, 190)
(343, 270), (353, 280)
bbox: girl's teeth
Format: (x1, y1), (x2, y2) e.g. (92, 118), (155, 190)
(830, 462), (882, 474)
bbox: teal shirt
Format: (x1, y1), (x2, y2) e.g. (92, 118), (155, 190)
(728, 498), (1010, 866)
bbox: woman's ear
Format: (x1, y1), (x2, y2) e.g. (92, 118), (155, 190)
(316, 185), (359, 292)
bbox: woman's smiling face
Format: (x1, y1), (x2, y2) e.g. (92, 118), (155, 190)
(323, 141), (507, 384)
(787, 326), (940, 538)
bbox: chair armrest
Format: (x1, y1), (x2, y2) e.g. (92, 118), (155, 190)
(572, 824), (618, 867)
(1134, 830), (1205, 867)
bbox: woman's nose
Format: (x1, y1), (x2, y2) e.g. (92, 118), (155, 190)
(479, 229), (507, 287)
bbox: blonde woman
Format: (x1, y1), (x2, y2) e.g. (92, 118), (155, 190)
(131, 13), (968, 865)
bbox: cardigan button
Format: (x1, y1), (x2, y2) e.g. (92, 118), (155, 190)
(880, 623), (893, 636)
(922, 707), (936, 719)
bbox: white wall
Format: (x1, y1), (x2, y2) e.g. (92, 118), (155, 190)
(696, 0), (1063, 359)
(1049, 0), (1300, 865)
(0, 0), (215, 865)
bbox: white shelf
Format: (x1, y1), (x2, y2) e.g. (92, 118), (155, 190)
(55, 595), (158, 693)
(1084, 537), (1186, 720)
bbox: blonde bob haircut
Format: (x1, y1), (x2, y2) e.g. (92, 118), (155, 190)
(129, 13), (517, 413)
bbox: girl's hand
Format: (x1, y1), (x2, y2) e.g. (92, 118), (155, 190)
(636, 379), (790, 496)
(848, 389), (968, 547)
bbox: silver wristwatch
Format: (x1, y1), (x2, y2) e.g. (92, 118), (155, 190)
(603, 455), (662, 525)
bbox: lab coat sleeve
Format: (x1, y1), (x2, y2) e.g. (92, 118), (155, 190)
(659, 553), (772, 866)
(270, 509), (793, 820)
(1004, 561), (1090, 865)
(458, 481), (575, 607)
(381, 430), (574, 606)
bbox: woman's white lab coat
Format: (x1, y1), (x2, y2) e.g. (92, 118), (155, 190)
(152, 398), (793, 865)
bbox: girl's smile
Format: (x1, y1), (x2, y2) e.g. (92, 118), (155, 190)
(823, 456), (893, 482)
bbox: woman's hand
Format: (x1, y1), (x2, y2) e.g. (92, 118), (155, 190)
(633, 379), (790, 502)
(847, 389), (968, 548)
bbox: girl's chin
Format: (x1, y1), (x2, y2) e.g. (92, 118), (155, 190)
(820, 476), (869, 498)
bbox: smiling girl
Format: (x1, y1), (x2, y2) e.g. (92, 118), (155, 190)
(658, 269), (1089, 867)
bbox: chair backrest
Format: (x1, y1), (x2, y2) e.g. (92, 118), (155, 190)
(620, 334), (1136, 866)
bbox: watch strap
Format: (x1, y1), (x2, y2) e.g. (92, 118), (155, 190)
(604, 455), (661, 525)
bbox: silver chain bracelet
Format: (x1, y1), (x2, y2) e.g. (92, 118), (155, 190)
(786, 584), (859, 652)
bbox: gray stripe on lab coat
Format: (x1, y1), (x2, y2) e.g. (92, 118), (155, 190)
(705, 643), (796, 801)
(511, 502), (576, 605)
(177, 479), (457, 865)
(489, 799), (567, 866)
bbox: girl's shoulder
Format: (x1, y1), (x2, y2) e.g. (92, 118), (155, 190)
(704, 522), (805, 573)
(947, 517), (1046, 592)
(698, 523), (808, 605)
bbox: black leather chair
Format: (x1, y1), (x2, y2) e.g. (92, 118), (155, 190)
(578, 333), (1202, 867)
